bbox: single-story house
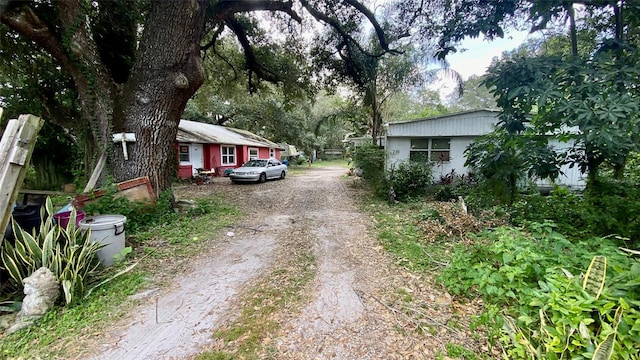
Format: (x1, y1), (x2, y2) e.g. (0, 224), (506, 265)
(385, 109), (587, 190)
(176, 119), (283, 178)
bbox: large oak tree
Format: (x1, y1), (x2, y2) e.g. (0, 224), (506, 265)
(0, 0), (404, 195)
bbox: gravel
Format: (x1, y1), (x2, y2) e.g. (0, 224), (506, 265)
(78, 165), (491, 359)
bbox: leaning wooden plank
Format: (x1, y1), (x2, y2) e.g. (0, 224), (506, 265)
(83, 150), (107, 193)
(0, 114), (44, 245)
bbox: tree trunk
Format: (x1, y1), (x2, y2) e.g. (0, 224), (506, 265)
(566, 2), (578, 57)
(111, 1), (206, 195)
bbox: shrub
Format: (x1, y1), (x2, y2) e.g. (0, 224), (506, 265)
(509, 179), (640, 244)
(1, 198), (103, 304)
(584, 179), (640, 244)
(432, 170), (475, 202)
(388, 160), (434, 201)
(352, 143), (388, 196)
(83, 188), (178, 233)
(439, 223), (639, 359)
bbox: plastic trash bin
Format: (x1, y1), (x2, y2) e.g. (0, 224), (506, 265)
(79, 215), (127, 266)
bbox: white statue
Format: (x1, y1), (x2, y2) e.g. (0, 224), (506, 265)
(7, 267), (60, 334)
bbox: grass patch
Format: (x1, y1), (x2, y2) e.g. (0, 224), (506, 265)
(367, 199), (453, 273)
(287, 159), (349, 176)
(445, 342), (481, 359)
(198, 253), (316, 359)
(1, 193), (242, 358)
(131, 197), (240, 258)
(0, 271), (145, 358)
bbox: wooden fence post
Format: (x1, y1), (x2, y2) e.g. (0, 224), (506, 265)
(0, 113), (44, 244)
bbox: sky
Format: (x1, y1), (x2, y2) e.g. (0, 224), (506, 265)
(446, 30), (532, 79)
(431, 30), (533, 98)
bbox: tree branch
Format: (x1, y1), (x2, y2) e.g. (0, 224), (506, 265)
(201, 24), (226, 52)
(343, 0), (399, 52)
(299, 0), (400, 58)
(1, 5), (72, 70)
(209, 0), (301, 22)
(226, 17), (280, 84)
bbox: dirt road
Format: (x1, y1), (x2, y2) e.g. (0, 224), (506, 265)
(85, 166), (474, 359)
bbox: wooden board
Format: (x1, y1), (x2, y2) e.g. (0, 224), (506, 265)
(0, 114), (44, 243)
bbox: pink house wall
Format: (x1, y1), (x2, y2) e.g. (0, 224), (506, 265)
(176, 142), (281, 178)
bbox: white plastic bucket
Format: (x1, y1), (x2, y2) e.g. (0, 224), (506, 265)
(79, 215), (127, 266)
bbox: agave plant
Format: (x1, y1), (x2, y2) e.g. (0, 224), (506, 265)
(1, 198), (104, 304)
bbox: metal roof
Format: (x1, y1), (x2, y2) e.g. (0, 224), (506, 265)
(386, 109), (500, 126)
(177, 119), (283, 149)
(386, 110), (500, 138)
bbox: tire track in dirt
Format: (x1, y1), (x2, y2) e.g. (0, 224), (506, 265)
(82, 165), (467, 359)
(89, 235), (277, 360)
(274, 167), (404, 359)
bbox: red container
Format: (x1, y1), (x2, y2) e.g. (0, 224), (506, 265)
(53, 210), (85, 228)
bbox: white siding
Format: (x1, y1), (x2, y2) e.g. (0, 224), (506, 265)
(385, 110), (586, 189)
(386, 136), (474, 179)
(536, 138), (587, 190)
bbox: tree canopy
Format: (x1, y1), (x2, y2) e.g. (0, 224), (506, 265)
(0, 0), (424, 194)
(457, 0), (640, 186)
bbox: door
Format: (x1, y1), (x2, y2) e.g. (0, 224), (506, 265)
(267, 159), (280, 178)
(190, 144), (204, 175)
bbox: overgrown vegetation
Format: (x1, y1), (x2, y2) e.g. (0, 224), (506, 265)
(509, 180), (640, 243)
(367, 193), (640, 359)
(0, 190), (240, 358)
(359, 142), (640, 358)
(440, 224), (639, 359)
(1, 199), (103, 304)
(82, 186), (179, 233)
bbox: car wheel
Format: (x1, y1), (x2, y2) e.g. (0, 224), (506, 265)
(280, 171), (286, 180)
(231, 180), (237, 184)
(259, 173), (267, 183)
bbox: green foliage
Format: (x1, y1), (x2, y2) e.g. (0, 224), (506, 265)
(0, 271), (144, 358)
(439, 223), (640, 359)
(388, 160), (434, 201)
(83, 188), (177, 234)
(445, 343), (480, 359)
(465, 130), (559, 205)
(431, 170), (475, 202)
(624, 152), (640, 182)
(509, 179), (640, 244)
(1, 198), (103, 304)
(485, 51), (640, 183)
(352, 143), (388, 196)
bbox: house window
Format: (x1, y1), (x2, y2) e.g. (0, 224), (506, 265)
(269, 148), (275, 159)
(221, 146), (235, 165)
(248, 148), (259, 160)
(409, 138), (450, 163)
(179, 145), (190, 162)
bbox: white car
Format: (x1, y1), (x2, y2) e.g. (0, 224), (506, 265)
(229, 159), (288, 184)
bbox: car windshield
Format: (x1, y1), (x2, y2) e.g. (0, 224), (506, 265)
(244, 160), (267, 167)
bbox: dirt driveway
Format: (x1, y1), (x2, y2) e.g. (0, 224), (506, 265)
(85, 166), (480, 359)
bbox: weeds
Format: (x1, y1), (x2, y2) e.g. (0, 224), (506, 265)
(0, 191), (241, 358)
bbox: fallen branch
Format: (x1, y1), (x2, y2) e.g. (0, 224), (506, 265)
(225, 224), (265, 234)
(421, 249), (450, 267)
(365, 291), (459, 335)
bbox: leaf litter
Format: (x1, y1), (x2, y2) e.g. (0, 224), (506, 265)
(67, 167), (498, 359)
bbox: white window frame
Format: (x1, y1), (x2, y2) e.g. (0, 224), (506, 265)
(179, 144), (190, 162)
(248, 147), (259, 160)
(409, 138), (450, 163)
(269, 148), (275, 159)
(221, 145), (236, 165)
